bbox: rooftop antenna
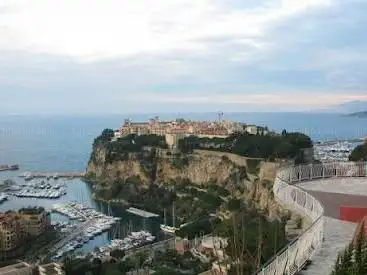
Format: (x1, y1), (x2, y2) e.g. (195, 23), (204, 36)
(172, 201), (176, 228)
(218, 111), (224, 121)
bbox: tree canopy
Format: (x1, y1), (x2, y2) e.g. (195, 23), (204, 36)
(178, 132), (313, 162)
(331, 229), (367, 275)
(349, 142), (367, 161)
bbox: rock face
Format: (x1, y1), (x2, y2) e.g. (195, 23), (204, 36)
(86, 145), (284, 218)
(87, 146), (240, 185)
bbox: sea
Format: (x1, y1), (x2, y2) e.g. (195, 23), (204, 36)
(0, 113), (366, 254)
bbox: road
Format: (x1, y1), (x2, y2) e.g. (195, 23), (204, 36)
(296, 178), (367, 275)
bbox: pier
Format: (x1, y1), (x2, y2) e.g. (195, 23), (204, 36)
(126, 207), (159, 218)
(19, 171), (85, 179)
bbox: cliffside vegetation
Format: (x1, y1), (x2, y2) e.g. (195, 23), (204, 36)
(178, 131), (312, 163)
(63, 249), (210, 275)
(86, 129), (291, 222)
(224, 211), (288, 274)
(349, 141), (367, 161)
(90, 129), (167, 164)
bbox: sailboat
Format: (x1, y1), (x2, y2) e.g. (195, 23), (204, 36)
(160, 202), (179, 234)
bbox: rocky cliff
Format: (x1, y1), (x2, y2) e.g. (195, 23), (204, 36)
(86, 145), (285, 218)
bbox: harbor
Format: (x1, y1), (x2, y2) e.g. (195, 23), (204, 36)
(49, 202), (123, 260)
(2, 178), (68, 199)
(91, 230), (156, 259)
(314, 139), (363, 162)
(48, 202), (160, 261)
(0, 172), (164, 259)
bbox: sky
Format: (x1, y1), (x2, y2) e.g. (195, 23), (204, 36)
(1, 0), (367, 114)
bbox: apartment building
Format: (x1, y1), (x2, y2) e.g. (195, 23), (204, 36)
(18, 207), (51, 237)
(115, 118), (258, 150)
(0, 207), (51, 253)
(0, 212), (26, 252)
(118, 118), (237, 137)
(244, 125), (269, 135)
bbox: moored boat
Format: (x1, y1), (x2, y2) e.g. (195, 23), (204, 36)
(0, 164), (19, 172)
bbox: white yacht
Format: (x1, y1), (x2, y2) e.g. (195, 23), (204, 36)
(160, 204), (179, 234)
(160, 224), (178, 234)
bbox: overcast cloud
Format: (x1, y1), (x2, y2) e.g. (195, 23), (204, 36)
(1, 0), (366, 114)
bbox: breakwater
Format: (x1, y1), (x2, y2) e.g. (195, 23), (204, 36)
(19, 172), (85, 179)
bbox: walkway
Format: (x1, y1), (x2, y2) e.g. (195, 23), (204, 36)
(296, 178), (367, 275)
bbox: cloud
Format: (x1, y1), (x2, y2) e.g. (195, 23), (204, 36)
(0, 0), (331, 62)
(0, 0), (366, 114)
(132, 92), (367, 109)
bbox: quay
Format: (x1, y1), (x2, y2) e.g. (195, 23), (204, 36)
(126, 207), (159, 218)
(19, 171), (85, 179)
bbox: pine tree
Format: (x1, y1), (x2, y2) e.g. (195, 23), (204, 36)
(355, 229), (365, 274)
(332, 254), (342, 275)
(331, 225), (367, 275)
(341, 243), (353, 273)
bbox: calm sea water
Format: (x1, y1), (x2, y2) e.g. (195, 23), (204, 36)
(0, 113), (366, 253)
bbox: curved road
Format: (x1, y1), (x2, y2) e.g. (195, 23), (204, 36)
(296, 178), (367, 275)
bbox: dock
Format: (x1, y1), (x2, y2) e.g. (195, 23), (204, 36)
(19, 171), (85, 179)
(126, 207), (159, 218)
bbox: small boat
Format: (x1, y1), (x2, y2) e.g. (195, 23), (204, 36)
(0, 193), (8, 204)
(160, 224), (178, 234)
(0, 164), (19, 171)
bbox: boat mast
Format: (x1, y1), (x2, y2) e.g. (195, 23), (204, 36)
(172, 201), (175, 228)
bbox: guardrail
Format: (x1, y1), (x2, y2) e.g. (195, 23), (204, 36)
(256, 161), (367, 275)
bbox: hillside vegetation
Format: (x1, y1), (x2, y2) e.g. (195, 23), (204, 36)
(93, 129), (312, 164)
(178, 131), (312, 163)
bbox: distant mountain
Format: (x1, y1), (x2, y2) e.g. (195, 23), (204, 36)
(346, 111), (367, 118)
(319, 100), (367, 113)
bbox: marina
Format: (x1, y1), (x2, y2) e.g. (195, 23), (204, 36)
(49, 202), (158, 261)
(50, 202), (122, 259)
(3, 179), (68, 199)
(314, 140), (363, 162)
(52, 202), (119, 221)
(0, 174), (161, 257)
(91, 230), (155, 259)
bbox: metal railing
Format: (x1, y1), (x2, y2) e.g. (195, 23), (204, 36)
(256, 161), (367, 275)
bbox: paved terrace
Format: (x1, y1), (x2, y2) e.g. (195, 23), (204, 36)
(296, 178), (367, 275)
